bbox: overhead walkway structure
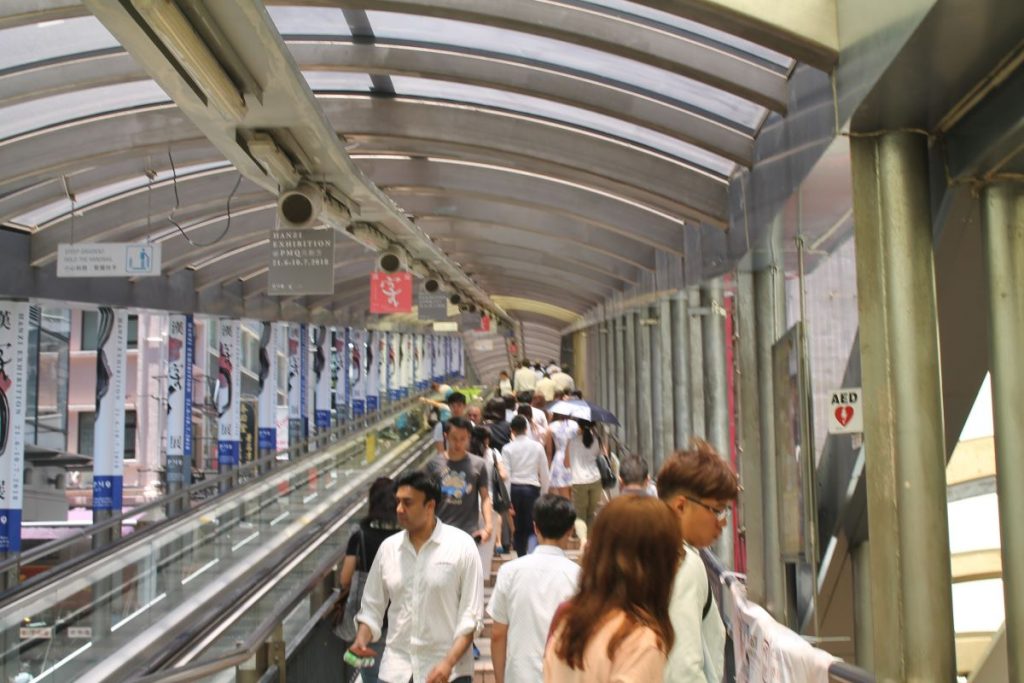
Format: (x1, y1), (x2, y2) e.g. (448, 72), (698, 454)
(1, 1), (1023, 681)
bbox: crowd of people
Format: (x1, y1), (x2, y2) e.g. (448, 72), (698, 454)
(333, 359), (740, 683)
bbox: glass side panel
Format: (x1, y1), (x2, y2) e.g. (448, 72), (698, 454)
(0, 81), (168, 141)
(365, 11), (764, 130)
(0, 16), (120, 72)
(267, 5), (352, 36)
(579, 0), (795, 70)
(389, 76), (735, 177)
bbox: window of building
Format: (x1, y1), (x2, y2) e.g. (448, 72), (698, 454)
(76, 409), (137, 460)
(81, 311), (138, 350)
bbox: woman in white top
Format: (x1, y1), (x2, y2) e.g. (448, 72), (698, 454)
(547, 414), (578, 500)
(564, 418), (604, 541)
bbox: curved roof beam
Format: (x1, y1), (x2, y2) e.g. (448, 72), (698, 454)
(308, 0), (788, 111)
(321, 96), (728, 225)
(290, 40), (751, 166)
(443, 247), (624, 292)
(451, 257), (619, 298)
(358, 157), (687, 254)
(491, 296), (580, 325)
(0, 42), (752, 165)
(405, 200), (657, 271)
(473, 277), (604, 311)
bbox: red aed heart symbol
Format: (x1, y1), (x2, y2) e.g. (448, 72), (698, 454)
(835, 405), (854, 427)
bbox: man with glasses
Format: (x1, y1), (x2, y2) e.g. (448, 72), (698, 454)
(656, 438), (739, 683)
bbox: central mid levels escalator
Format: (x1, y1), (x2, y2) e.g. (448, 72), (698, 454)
(0, 400), (434, 683)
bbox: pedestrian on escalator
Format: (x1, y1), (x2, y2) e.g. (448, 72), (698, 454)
(564, 418), (606, 544)
(334, 477), (402, 683)
(543, 495), (683, 682)
(656, 438), (739, 683)
(502, 415), (550, 557)
(483, 397), (513, 452)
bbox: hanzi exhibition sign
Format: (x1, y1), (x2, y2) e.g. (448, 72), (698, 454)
(268, 229), (335, 296)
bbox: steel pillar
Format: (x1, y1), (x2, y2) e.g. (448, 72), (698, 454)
(755, 220), (788, 620)
(701, 277), (732, 567)
(688, 288), (705, 439)
(980, 181), (1024, 683)
(671, 292), (692, 447)
(657, 298), (675, 467)
(637, 309), (655, 464)
(614, 316), (627, 443)
(735, 269), (765, 600)
(851, 131), (954, 683)
(624, 312), (639, 453)
(650, 307), (665, 467)
(596, 323), (607, 410)
(853, 540), (875, 671)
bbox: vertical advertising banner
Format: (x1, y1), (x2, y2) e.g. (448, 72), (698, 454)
(0, 303), (29, 551)
(166, 314), (194, 487)
(402, 333), (413, 398)
(287, 324), (308, 443)
(216, 320), (241, 469)
(334, 328), (348, 423)
(93, 307), (127, 511)
(432, 334), (442, 382)
(457, 336), (465, 377)
(350, 328), (366, 417)
(384, 332), (397, 402)
(313, 325), (331, 432)
(444, 335), (452, 378)
(366, 330), (380, 412)
(257, 322), (278, 451)
(412, 333), (422, 391)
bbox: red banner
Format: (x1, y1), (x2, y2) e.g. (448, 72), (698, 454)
(479, 314), (491, 332)
(369, 271), (413, 314)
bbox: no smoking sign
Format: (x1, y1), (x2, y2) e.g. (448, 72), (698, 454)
(828, 388), (863, 435)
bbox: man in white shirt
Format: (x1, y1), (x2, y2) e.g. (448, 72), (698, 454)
(353, 470), (483, 683)
(535, 374), (557, 402)
(501, 416), (551, 557)
(656, 438), (740, 683)
(487, 494), (580, 683)
(550, 368), (575, 394)
(513, 360), (537, 393)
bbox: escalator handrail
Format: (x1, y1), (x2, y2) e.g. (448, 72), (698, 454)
(0, 393), (425, 577)
(127, 435), (436, 683)
(700, 549), (876, 683)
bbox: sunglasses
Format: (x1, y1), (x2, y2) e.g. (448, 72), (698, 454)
(685, 496), (730, 521)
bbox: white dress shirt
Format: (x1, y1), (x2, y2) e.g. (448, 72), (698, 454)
(356, 520), (484, 682)
(664, 544), (726, 683)
(487, 545), (581, 683)
(513, 367), (537, 392)
(550, 371), (575, 393)
(501, 435), (551, 490)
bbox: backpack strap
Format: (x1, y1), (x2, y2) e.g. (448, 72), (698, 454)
(702, 571), (714, 620)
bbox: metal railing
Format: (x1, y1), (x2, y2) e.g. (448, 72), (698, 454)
(0, 393), (426, 589)
(700, 549), (876, 683)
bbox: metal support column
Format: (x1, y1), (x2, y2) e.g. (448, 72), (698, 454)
(658, 298), (675, 465)
(735, 268), (765, 601)
(980, 181), (1024, 683)
(614, 316), (627, 443)
(596, 323), (607, 410)
(671, 292), (692, 448)
(650, 306), (665, 467)
(851, 131), (954, 683)
(624, 312), (639, 453)
(688, 288), (705, 439)
(755, 217), (788, 620)
(701, 277), (732, 567)
(637, 309), (655, 464)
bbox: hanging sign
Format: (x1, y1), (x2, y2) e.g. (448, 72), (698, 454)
(93, 307), (127, 511)
(257, 322), (278, 451)
(268, 229), (335, 296)
(370, 272), (413, 314)
(479, 315), (491, 333)
(0, 302), (29, 551)
(58, 243), (161, 278)
(417, 292), (448, 321)
(313, 325), (331, 431)
(216, 320), (242, 469)
(166, 314), (194, 486)
(828, 388), (863, 434)
(366, 330), (380, 412)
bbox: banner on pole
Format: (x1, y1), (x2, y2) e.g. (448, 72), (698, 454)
(93, 307), (127, 511)
(366, 330), (380, 412)
(216, 320), (241, 468)
(350, 328), (366, 417)
(166, 314), (194, 486)
(0, 302), (29, 551)
(257, 322), (278, 451)
(313, 325), (331, 431)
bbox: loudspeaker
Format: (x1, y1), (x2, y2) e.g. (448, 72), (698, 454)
(277, 182), (323, 230)
(377, 248), (404, 273)
(449, 293), (462, 305)
(423, 278), (440, 293)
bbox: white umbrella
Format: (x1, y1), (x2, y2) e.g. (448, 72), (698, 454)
(546, 400), (591, 421)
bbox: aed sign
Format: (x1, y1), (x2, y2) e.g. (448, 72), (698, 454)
(828, 388), (863, 434)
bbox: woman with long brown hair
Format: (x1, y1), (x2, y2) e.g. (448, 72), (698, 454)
(544, 495), (683, 682)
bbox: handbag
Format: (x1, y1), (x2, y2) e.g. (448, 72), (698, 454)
(334, 529), (369, 642)
(596, 452), (617, 489)
(490, 450), (512, 513)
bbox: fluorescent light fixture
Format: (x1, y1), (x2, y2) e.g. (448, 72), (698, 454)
(248, 133), (301, 189)
(134, 0), (247, 121)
